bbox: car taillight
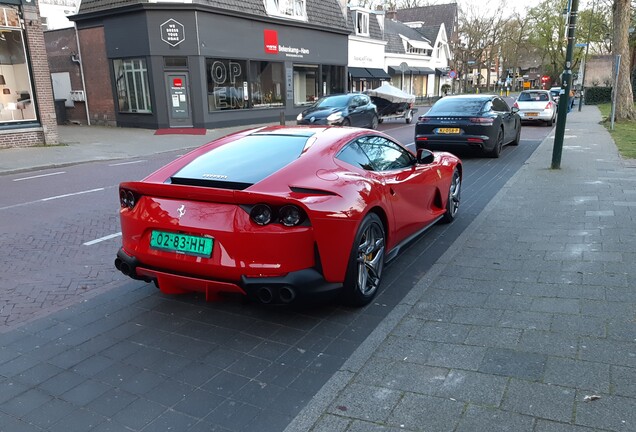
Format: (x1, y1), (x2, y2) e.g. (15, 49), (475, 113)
(250, 204), (273, 226)
(513, 102), (519, 109)
(248, 204), (306, 227)
(119, 188), (139, 210)
(545, 102), (553, 109)
(417, 116), (429, 122)
(279, 205), (304, 227)
(469, 117), (494, 125)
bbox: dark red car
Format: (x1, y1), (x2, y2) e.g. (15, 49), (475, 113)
(115, 126), (462, 306)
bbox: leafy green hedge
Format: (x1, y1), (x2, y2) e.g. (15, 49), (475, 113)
(584, 86), (612, 105)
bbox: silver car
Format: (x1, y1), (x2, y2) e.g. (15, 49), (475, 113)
(513, 90), (557, 126)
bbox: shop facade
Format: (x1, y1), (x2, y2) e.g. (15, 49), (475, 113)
(70, 1), (349, 129)
(0, 0), (57, 148)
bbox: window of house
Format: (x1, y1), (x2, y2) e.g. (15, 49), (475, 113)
(113, 58), (152, 113)
(250, 61), (285, 108)
(356, 11), (369, 36)
(0, 6), (37, 124)
(264, 0), (307, 21)
(406, 43), (430, 56)
(207, 58), (248, 111)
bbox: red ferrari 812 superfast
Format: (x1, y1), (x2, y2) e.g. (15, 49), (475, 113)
(115, 125), (462, 306)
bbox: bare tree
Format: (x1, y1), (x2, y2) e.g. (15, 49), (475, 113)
(611, 0), (635, 120)
(398, 0), (430, 7)
(499, 13), (531, 91)
(458, 3), (503, 91)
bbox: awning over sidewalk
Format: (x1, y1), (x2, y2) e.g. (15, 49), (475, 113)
(365, 68), (391, 80)
(388, 65), (435, 75)
(411, 67), (435, 75)
(348, 67), (373, 79)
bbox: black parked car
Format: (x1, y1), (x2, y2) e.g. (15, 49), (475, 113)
(296, 93), (378, 129)
(415, 94), (521, 158)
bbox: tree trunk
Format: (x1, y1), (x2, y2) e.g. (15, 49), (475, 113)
(612, 0), (635, 120)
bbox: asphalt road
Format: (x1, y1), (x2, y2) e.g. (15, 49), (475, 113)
(0, 115), (553, 431)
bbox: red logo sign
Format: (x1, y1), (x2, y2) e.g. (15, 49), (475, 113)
(173, 78), (183, 87)
(264, 29), (279, 54)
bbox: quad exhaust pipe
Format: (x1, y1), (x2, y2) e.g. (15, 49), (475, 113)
(256, 286), (296, 304)
(114, 250), (151, 283)
(114, 258), (132, 276)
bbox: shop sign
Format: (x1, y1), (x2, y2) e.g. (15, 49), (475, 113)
(161, 19), (185, 47)
(264, 29), (278, 54)
(263, 29), (310, 59)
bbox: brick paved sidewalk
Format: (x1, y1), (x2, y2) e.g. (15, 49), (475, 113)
(286, 106), (636, 431)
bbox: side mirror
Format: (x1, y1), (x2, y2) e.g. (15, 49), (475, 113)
(511, 106), (519, 113)
(417, 148), (435, 164)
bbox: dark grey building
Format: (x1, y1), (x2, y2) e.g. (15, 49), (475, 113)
(70, 0), (350, 129)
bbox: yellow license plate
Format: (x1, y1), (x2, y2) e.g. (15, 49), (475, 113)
(437, 128), (460, 134)
(526, 112), (538, 116)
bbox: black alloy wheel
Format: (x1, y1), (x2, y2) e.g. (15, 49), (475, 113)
(342, 213), (385, 307)
(370, 114), (379, 129)
(488, 129), (504, 158)
(510, 122), (521, 146)
(441, 168), (461, 223)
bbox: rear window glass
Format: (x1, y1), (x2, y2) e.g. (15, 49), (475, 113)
(172, 134), (309, 186)
(427, 98), (486, 116)
(519, 92), (549, 102)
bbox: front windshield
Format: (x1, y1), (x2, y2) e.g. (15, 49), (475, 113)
(315, 95), (350, 108)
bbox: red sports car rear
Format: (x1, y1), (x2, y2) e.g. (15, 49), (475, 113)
(116, 126), (462, 306)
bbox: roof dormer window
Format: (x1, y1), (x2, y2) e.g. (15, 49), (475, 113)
(356, 11), (369, 36)
(264, 0), (307, 21)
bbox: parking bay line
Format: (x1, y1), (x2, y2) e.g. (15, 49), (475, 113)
(84, 232), (122, 246)
(13, 171), (66, 181)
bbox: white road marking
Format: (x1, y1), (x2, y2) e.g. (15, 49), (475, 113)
(13, 171), (66, 182)
(41, 188), (105, 201)
(0, 187), (107, 211)
(108, 160), (147, 166)
(84, 232), (122, 246)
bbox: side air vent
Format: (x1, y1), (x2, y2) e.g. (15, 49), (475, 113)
(289, 187), (337, 196)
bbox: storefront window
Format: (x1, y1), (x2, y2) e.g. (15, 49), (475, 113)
(0, 6), (36, 123)
(207, 59), (248, 111)
(113, 58), (152, 113)
(293, 64), (318, 106)
(322, 65), (345, 95)
(249, 61), (284, 108)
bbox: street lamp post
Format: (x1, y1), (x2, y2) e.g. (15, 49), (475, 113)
(578, 0), (596, 111)
(551, 0), (579, 169)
